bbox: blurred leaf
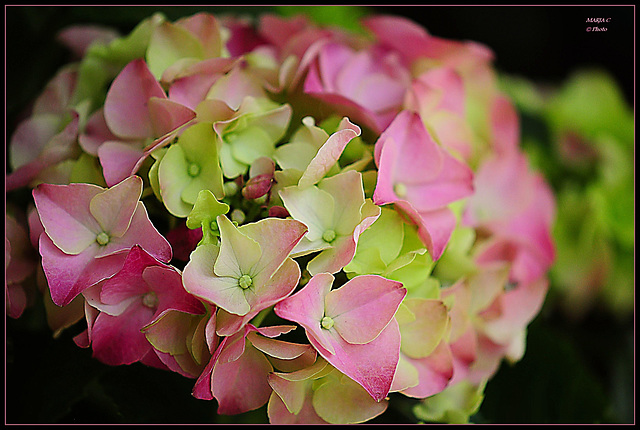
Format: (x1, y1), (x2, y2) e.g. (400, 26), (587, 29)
(499, 74), (546, 115)
(545, 69), (634, 147)
(274, 5), (372, 34)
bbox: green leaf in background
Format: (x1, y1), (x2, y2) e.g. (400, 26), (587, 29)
(274, 5), (372, 34)
(5, 6), (634, 426)
(545, 69), (634, 147)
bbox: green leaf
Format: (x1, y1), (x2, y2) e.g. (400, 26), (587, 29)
(186, 189), (229, 244)
(274, 6), (372, 35)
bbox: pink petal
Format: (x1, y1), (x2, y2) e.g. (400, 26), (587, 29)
(305, 235), (357, 276)
(218, 16), (266, 57)
(491, 95), (519, 155)
(248, 331), (314, 361)
(98, 245), (160, 306)
(192, 355), (216, 400)
(83, 280), (137, 317)
(104, 59), (167, 139)
(9, 115), (60, 170)
(140, 349), (171, 371)
(32, 66), (78, 115)
(274, 272), (335, 354)
(252, 324), (298, 339)
(352, 72), (407, 114)
(98, 140), (145, 187)
(258, 14), (310, 52)
(6, 282), (27, 319)
(325, 275), (405, 345)
(449, 327), (478, 385)
(89, 175), (142, 237)
(56, 25), (119, 58)
(409, 68), (466, 116)
(147, 97), (196, 137)
(5, 215), (37, 284)
(205, 67), (266, 110)
(298, 118), (361, 188)
(106, 202), (172, 263)
(73, 301), (100, 348)
(415, 207), (458, 260)
(145, 265), (205, 315)
(400, 341), (454, 398)
(309, 318), (402, 403)
(79, 108), (119, 155)
(40, 234), (128, 306)
(463, 152), (537, 226)
(211, 337), (274, 414)
(90, 302), (155, 365)
(268, 389), (327, 424)
(394, 201), (457, 261)
(403, 153), (474, 213)
(7, 113), (80, 191)
(169, 73), (221, 110)
(480, 278), (549, 345)
(32, 181), (103, 254)
(362, 15), (432, 63)
(239, 217), (307, 287)
(375, 110), (444, 185)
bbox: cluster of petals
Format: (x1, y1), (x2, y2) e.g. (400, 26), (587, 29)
(373, 110), (474, 260)
(5, 10), (559, 426)
(5, 212), (38, 318)
(32, 175), (172, 307)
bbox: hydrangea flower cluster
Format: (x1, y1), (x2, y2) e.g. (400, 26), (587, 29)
(6, 11), (556, 424)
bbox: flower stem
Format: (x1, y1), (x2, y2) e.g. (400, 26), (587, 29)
(250, 306), (273, 328)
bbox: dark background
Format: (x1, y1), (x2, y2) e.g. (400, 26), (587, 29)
(5, 5), (635, 129)
(383, 5), (634, 104)
(5, 5), (635, 424)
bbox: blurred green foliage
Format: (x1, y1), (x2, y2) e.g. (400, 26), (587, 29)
(5, 5), (634, 425)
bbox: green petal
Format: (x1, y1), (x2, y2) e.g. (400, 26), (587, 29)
(317, 170), (364, 236)
(186, 189), (229, 229)
(214, 215), (262, 278)
(273, 142), (318, 171)
(343, 246), (387, 275)
(279, 185), (335, 242)
(146, 20), (204, 80)
(312, 370), (388, 424)
(219, 141), (248, 178)
(230, 126), (275, 165)
(158, 143), (193, 217)
(399, 298), (449, 359)
(354, 206), (404, 265)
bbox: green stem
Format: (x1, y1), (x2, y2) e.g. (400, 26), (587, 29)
(250, 306), (273, 328)
(141, 187), (155, 200)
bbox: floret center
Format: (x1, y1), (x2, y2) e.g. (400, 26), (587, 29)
(188, 163), (201, 177)
(239, 274), (253, 289)
(96, 232), (110, 246)
(321, 316), (334, 330)
(322, 229), (336, 243)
